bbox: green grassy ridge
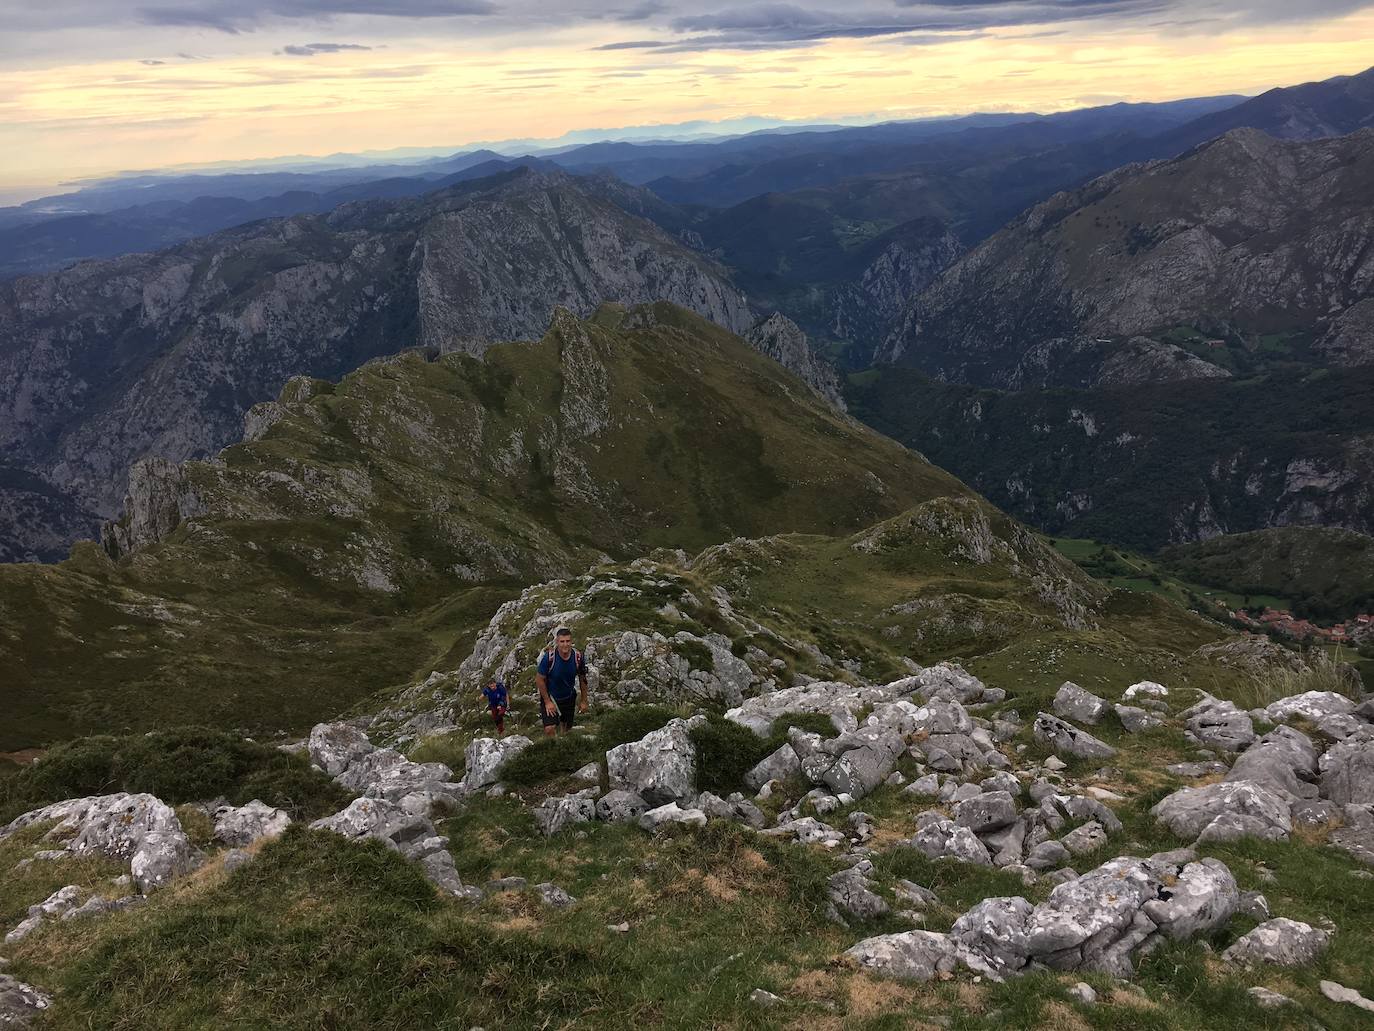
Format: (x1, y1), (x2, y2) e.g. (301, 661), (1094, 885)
(1052, 537), (1291, 616)
(0, 303), (968, 751)
(1160, 526), (1374, 622)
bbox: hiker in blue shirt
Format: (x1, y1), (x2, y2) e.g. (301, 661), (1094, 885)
(480, 679), (509, 737)
(536, 627), (589, 736)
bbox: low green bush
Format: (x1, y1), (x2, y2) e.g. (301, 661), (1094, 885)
(768, 711), (838, 740)
(499, 734), (601, 787)
(689, 714), (777, 796)
(595, 704), (677, 749)
(0, 728), (347, 824)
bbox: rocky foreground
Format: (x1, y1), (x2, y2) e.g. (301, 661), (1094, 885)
(3, 656), (1373, 1026)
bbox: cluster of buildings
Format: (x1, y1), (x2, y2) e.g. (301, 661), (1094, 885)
(1228, 607), (1373, 645)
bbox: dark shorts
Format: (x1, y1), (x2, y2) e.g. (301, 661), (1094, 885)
(541, 694), (577, 729)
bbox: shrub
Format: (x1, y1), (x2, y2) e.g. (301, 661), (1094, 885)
(767, 711), (838, 740)
(500, 734), (601, 788)
(671, 639), (715, 672)
(689, 715), (776, 796)
(596, 705), (677, 749)
(0, 728), (347, 824)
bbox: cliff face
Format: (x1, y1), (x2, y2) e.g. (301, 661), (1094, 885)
(882, 128), (1374, 387)
(0, 169), (753, 561)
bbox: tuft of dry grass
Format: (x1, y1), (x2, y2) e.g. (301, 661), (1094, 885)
(1238, 648), (1363, 709)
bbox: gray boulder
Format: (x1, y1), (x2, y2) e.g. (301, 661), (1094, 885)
(1330, 803), (1374, 866)
(1114, 705), (1162, 733)
(1265, 691), (1355, 724)
(1060, 821), (1108, 857)
(1123, 681), (1168, 702)
(535, 883), (577, 908)
(827, 862), (890, 923)
(638, 802), (708, 831)
(1140, 858), (1239, 939)
(1033, 713), (1116, 760)
(1183, 697), (1256, 753)
(1024, 857), (1163, 976)
(1320, 980), (1374, 1013)
(1320, 739), (1374, 805)
(532, 794), (597, 836)
(743, 742), (801, 791)
(1226, 726), (1319, 799)
(844, 930), (960, 982)
(606, 718), (701, 806)
(1222, 918), (1331, 967)
(307, 722), (374, 777)
(595, 789), (649, 823)
(462, 736), (534, 791)
(1025, 840), (1071, 871)
(1150, 780), (1292, 842)
(817, 729), (905, 800)
(0, 793), (196, 894)
(1054, 683), (1109, 725)
(213, 800), (291, 848)
(1196, 812), (1290, 844)
(911, 819), (993, 866)
(908, 663), (989, 704)
(4, 886), (81, 945)
(954, 791), (1019, 835)
(0, 975), (52, 1028)
(335, 747), (407, 794)
(950, 896), (1034, 976)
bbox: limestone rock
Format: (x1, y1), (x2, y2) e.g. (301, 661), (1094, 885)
(637, 802), (707, 831)
(950, 896), (1034, 977)
(0, 793), (196, 894)
(954, 791), (1018, 835)
(462, 736), (534, 791)
(1221, 918), (1331, 967)
(213, 800), (291, 848)
(1320, 980), (1374, 1012)
(595, 789), (649, 823)
(1033, 713), (1116, 760)
(844, 930), (960, 982)
(0, 974), (52, 1028)
(827, 862), (890, 923)
(606, 718), (701, 807)
(308, 723), (375, 778)
(1114, 704), (1162, 733)
(1054, 683), (1109, 725)
(1182, 697), (1256, 753)
(1140, 858), (1239, 939)
(532, 794), (597, 836)
(1151, 780), (1292, 842)
(1265, 691), (1355, 724)
(1320, 739), (1374, 805)
(911, 819), (993, 866)
(744, 743), (800, 792)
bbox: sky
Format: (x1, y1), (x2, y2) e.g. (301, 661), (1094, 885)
(2, 0), (1374, 198)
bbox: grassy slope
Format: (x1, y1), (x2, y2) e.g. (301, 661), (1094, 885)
(1160, 526), (1374, 621)
(0, 303), (967, 750)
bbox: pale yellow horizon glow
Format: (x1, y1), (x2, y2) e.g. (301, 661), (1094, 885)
(3, 11), (1373, 195)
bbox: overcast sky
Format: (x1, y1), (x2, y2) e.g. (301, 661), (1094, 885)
(2, 0), (1372, 194)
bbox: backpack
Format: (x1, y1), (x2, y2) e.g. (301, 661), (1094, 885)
(544, 644), (583, 671)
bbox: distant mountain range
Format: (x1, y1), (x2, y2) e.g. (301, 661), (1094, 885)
(3, 65), (1374, 565)
(0, 170), (751, 561)
(881, 127), (1374, 385)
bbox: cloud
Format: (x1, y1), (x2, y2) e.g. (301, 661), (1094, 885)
(281, 41), (374, 55)
(593, 0), (1374, 53)
(140, 58), (167, 65)
(136, 0), (499, 33)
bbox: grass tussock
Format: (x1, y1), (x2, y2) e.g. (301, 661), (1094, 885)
(1235, 647), (1364, 710)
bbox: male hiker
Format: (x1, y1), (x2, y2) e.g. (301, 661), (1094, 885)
(480, 678), (508, 737)
(536, 627), (588, 736)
